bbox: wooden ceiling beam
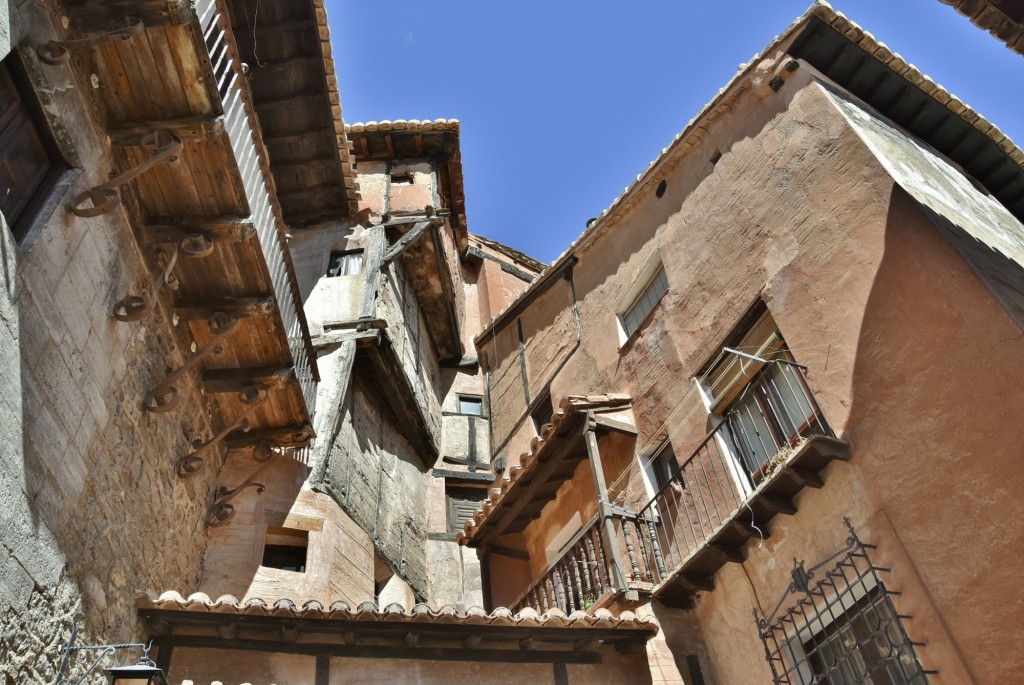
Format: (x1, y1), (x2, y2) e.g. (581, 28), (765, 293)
(264, 126), (333, 146)
(174, 295), (275, 321)
(109, 116), (224, 146)
(254, 92), (326, 113)
(225, 423), (315, 449)
(146, 216), (255, 244)
(271, 156), (337, 175)
(233, 19), (317, 39)
(203, 366), (295, 394)
(66, 0), (193, 30)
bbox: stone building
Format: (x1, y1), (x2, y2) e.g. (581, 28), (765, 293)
(0, 0), (1021, 684)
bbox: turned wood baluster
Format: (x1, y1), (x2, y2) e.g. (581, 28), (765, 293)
(634, 518), (654, 583)
(620, 515), (641, 582)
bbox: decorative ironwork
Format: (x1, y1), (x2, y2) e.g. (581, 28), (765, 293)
(70, 130), (182, 218)
(38, 16), (145, 66)
(113, 234), (214, 322)
(754, 519), (934, 684)
(176, 386), (268, 478)
(206, 441), (282, 527)
(144, 312), (239, 413)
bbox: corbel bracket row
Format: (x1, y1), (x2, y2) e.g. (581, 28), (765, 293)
(112, 234), (215, 322)
(176, 385), (269, 478)
(70, 130), (183, 218)
(206, 440), (283, 527)
(38, 16), (144, 66)
(144, 312), (239, 414)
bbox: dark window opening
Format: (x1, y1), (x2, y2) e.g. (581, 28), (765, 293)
(261, 526), (308, 573)
(327, 249), (364, 277)
(447, 487), (487, 535)
(458, 395), (484, 416)
(0, 55), (66, 243)
(709, 149), (722, 166)
(655, 179), (667, 197)
(530, 389), (553, 434)
(652, 442), (682, 492)
(390, 172), (413, 185)
(685, 654), (707, 685)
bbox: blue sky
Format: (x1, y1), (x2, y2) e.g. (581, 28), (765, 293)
(328, 1), (1023, 263)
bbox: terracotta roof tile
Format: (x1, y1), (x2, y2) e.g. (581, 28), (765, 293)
(136, 591), (657, 632)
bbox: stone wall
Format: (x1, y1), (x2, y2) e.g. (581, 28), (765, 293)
(0, 3), (220, 680)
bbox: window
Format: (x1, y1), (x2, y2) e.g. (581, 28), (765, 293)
(447, 487), (487, 535)
(701, 305), (830, 484)
(389, 171), (413, 185)
(261, 525), (308, 572)
(651, 442), (682, 492)
(457, 394), (483, 416)
(0, 56), (66, 243)
(326, 249), (363, 277)
(530, 389), (553, 433)
(619, 266), (668, 339)
(757, 523), (930, 685)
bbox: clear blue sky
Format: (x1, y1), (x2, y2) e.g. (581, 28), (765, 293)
(328, 1), (1023, 263)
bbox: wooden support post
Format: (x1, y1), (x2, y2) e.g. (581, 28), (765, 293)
(583, 419), (629, 591)
(380, 220), (435, 267)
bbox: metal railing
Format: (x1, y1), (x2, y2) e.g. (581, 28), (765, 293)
(511, 362), (832, 611)
(196, 0), (319, 416)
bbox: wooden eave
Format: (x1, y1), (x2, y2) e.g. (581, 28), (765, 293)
(385, 219), (465, 362)
(353, 330), (440, 465)
(60, 0), (318, 448)
(226, 0), (360, 226)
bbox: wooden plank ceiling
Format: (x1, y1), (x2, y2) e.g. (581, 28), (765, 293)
(57, 0), (318, 473)
(225, 0), (359, 226)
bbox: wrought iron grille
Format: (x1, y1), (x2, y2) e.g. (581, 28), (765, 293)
(755, 519), (934, 685)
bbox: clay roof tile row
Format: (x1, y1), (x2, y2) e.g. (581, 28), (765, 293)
(136, 590), (657, 631)
(345, 119), (461, 134)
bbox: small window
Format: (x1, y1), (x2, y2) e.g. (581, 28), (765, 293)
(651, 442), (681, 492)
(458, 395), (483, 416)
(261, 525), (308, 573)
(0, 55), (66, 243)
(390, 172), (413, 185)
(326, 249), (363, 277)
(530, 389), (553, 434)
(447, 487), (487, 535)
(619, 266), (668, 339)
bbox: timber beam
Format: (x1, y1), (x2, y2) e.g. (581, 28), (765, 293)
(65, 0), (193, 31)
(225, 423), (314, 449)
(381, 220), (436, 267)
(202, 366), (295, 394)
(234, 19), (317, 39)
(174, 296), (275, 321)
(272, 157), (338, 175)
(264, 126), (333, 146)
(109, 116), (225, 146)
(146, 216), (255, 244)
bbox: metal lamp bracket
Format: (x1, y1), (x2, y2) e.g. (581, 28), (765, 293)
(176, 386), (269, 478)
(113, 234), (214, 322)
(206, 440), (282, 527)
(38, 16), (145, 66)
(70, 130), (182, 218)
(144, 312), (240, 414)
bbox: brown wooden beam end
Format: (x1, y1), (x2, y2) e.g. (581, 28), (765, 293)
(66, 0), (193, 31)
(175, 296), (275, 321)
(225, 424), (314, 449)
(783, 467), (824, 489)
(759, 495), (797, 516)
(677, 574), (715, 593)
(707, 544), (746, 564)
(203, 366), (295, 394)
(146, 217), (255, 244)
(109, 116), (224, 146)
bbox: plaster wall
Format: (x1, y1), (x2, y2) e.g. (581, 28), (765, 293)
(198, 452), (375, 605)
(477, 72), (1024, 682)
(0, 6), (221, 681)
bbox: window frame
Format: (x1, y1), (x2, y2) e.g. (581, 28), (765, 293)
(260, 525), (309, 573)
(0, 53), (69, 245)
(530, 388), (553, 434)
(617, 263), (669, 342)
(456, 394), (484, 416)
(326, 248), (364, 277)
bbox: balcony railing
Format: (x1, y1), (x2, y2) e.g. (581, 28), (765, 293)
(510, 361), (848, 611)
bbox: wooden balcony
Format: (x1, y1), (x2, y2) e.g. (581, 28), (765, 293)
(53, 0), (326, 482)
